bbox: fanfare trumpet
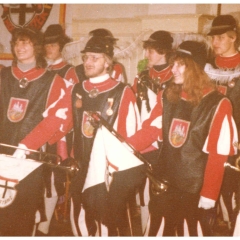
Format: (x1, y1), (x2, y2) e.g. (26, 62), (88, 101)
(224, 142), (240, 172)
(86, 111), (168, 195)
(224, 152), (240, 173)
(146, 170), (168, 195)
(0, 143), (80, 174)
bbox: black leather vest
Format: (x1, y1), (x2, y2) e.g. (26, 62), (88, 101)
(160, 90), (225, 194)
(72, 81), (125, 166)
(0, 67), (56, 154)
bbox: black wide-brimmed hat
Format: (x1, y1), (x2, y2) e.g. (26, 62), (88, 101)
(143, 30), (173, 50)
(207, 14), (237, 36)
(176, 41), (207, 69)
(81, 36), (114, 58)
(43, 24), (71, 45)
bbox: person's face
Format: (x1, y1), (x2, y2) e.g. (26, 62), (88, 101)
(144, 48), (166, 67)
(82, 52), (109, 78)
(44, 43), (62, 61)
(211, 32), (236, 57)
(14, 38), (35, 64)
(171, 60), (185, 84)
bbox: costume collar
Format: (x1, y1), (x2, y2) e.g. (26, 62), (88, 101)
(46, 57), (63, 66)
(180, 87), (213, 101)
(149, 65), (173, 83)
(205, 63), (240, 83)
(89, 74), (110, 83)
(215, 52), (240, 69)
(47, 60), (68, 70)
(153, 63), (168, 72)
(84, 75), (118, 93)
(12, 66), (46, 82)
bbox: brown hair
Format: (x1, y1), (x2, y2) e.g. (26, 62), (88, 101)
(167, 54), (215, 106)
(226, 30), (240, 50)
(11, 28), (47, 68)
(143, 41), (173, 62)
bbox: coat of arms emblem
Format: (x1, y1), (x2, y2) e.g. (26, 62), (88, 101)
(169, 118), (190, 148)
(1, 4), (53, 33)
(7, 97), (29, 122)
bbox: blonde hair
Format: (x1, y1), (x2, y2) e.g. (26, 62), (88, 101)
(103, 53), (113, 73)
(226, 30), (240, 50)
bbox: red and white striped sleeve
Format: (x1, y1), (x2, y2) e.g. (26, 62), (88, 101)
(127, 91), (163, 152)
(113, 86), (141, 139)
(21, 76), (73, 150)
(201, 98), (238, 200)
(111, 63), (124, 82)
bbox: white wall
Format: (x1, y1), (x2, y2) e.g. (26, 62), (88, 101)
(1, 4), (240, 83)
(65, 4), (240, 84)
(69, 4), (240, 20)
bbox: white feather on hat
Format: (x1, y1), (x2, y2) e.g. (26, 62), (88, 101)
(171, 32), (211, 51)
(62, 29), (212, 63)
(62, 37), (87, 64)
(114, 29), (153, 59)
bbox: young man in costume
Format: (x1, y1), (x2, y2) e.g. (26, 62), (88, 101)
(44, 24), (79, 84)
(34, 24), (79, 236)
(75, 28), (126, 83)
(127, 40), (238, 236)
(0, 27), (72, 236)
(131, 30), (174, 235)
(204, 14), (240, 234)
(13, 34), (144, 236)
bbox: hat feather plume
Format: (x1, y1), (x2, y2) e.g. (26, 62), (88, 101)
(62, 37), (87, 63)
(114, 29), (153, 59)
(62, 30), (212, 64)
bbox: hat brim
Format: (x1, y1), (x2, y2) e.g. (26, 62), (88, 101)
(81, 46), (106, 54)
(81, 46), (109, 55)
(175, 50), (206, 69)
(44, 35), (61, 44)
(175, 51), (191, 60)
(143, 38), (156, 43)
(81, 49), (103, 54)
(207, 26), (235, 36)
(106, 36), (119, 41)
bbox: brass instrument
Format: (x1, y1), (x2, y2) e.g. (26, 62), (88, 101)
(86, 111), (168, 195)
(146, 170), (168, 195)
(0, 143), (80, 174)
(224, 142), (240, 172)
(224, 157), (240, 172)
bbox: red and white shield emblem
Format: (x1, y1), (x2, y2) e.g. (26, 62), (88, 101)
(82, 111), (100, 138)
(0, 177), (18, 208)
(7, 97), (29, 122)
(169, 118), (190, 148)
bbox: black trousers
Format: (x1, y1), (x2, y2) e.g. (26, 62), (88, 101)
(149, 187), (217, 236)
